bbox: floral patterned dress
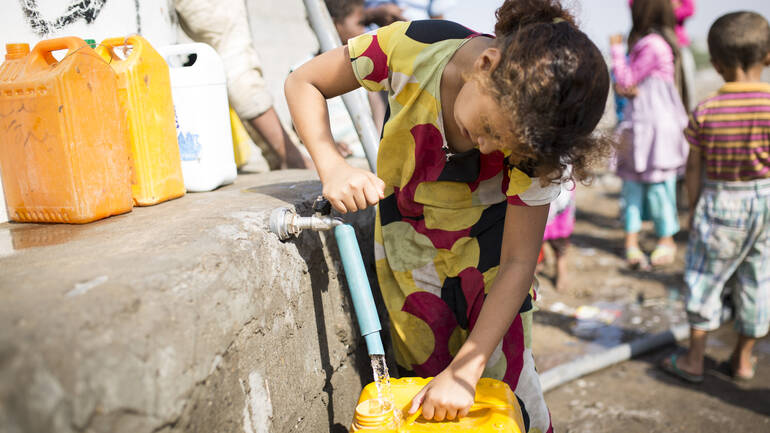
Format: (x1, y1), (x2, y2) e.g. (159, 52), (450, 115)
(348, 20), (561, 432)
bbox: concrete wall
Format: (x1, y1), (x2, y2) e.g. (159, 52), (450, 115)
(0, 0), (178, 55)
(0, 171), (383, 433)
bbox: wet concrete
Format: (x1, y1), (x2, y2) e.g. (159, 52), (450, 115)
(0, 170), (382, 433)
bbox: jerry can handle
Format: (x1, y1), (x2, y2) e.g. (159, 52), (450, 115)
(96, 35), (144, 63)
(159, 43), (217, 71)
(30, 37), (88, 68)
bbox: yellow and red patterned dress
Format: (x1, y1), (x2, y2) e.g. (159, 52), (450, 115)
(348, 20), (560, 432)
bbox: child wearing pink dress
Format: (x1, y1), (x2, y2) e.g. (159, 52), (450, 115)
(542, 187), (575, 290)
(611, 0), (689, 267)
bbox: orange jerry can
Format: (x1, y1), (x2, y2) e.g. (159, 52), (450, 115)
(96, 36), (185, 206)
(0, 38), (132, 223)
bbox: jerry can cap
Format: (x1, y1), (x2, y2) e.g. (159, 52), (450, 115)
(353, 399), (397, 430)
(5, 43), (30, 60)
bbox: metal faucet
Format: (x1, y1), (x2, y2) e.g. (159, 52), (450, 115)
(268, 195), (385, 356)
(269, 196), (343, 241)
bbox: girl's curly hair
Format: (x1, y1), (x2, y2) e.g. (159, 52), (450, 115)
(480, 0), (612, 184)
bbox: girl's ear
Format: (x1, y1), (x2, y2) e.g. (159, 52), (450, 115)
(474, 47), (502, 74)
(764, 52), (770, 66)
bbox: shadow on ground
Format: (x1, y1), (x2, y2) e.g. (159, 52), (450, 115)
(641, 344), (770, 418)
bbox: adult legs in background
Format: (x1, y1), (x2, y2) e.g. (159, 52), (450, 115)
(174, 0), (312, 170)
(249, 108), (311, 169)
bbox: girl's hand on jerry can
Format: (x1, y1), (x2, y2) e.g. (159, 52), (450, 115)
(409, 369), (476, 421)
(322, 162), (385, 213)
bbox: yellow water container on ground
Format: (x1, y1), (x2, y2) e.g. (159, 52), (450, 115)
(0, 38), (132, 223)
(96, 35), (185, 206)
(352, 377), (525, 432)
(229, 107), (252, 169)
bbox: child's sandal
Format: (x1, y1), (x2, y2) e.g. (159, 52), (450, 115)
(625, 247), (649, 269)
(650, 244), (676, 266)
(660, 353), (704, 384)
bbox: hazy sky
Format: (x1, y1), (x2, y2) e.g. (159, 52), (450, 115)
(446, 0), (770, 53)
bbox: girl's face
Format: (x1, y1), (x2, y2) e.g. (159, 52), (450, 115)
(453, 79), (511, 155)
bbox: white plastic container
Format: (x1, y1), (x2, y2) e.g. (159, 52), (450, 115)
(158, 43), (237, 192)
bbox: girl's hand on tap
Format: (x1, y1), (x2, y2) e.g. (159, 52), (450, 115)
(322, 160), (385, 213)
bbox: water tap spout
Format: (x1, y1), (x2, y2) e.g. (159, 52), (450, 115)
(269, 197), (343, 240)
(269, 197), (385, 356)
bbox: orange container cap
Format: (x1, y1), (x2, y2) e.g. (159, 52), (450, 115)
(5, 43), (30, 60)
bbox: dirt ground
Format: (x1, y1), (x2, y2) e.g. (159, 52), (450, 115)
(531, 174), (770, 432)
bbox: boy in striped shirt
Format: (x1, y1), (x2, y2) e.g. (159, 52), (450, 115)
(662, 11), (770, 384)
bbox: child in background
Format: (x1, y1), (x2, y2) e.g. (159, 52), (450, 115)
(670, 0), (696, 110)
(628, 0), (695, 109)
(661, 11), (770, 384)
(286, 0), (610, 429)
(543, 186), (576, 291)
(610, 0), (689, 268)
(327, 0), (367, 43)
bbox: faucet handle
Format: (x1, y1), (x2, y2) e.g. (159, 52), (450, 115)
(313, 196), (332, 216)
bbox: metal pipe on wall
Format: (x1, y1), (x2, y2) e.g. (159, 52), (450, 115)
(302, 0), (380, 173)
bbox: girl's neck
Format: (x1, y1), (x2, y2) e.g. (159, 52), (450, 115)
(444, 36), (495, 91)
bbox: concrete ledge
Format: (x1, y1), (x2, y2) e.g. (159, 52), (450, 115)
(0, 170), (379, 433)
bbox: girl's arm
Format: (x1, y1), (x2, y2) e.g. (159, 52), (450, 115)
(285, 46), (385, 212)
(610, 35), (670, 89)
(409, 203), (549, 421)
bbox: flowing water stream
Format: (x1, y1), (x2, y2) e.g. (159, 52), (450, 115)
(370, 354), (402, 427)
